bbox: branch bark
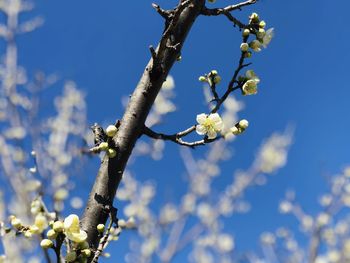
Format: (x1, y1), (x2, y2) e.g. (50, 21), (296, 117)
(81, 0), (206, 251)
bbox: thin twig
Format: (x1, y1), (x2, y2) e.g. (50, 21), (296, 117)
(143, 126), (219, 148)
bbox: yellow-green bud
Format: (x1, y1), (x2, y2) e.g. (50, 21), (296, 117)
(54, 188), (68, 201)
(213, 75), (221, 84)
(66, 251), (77, 262)
(210, 70), (218, 76)
(97, 224), (105, 233)
(230, 126), (240, 135)
(259, 20), (266, 28)
(238, 119), (249, 129)
(207, 0), (216, 3)
(118, 219), (126, 228)
(82, 249), (91, 257)
(40, 239), (53, 249)
(249, 12), (259, 23)
(106, 125), (118, 137)
(242, 29), (250, 37)
(29, 225), (40, 234)
(11, 218), (22, 229)
(249, 40), (261, 52)
(47, 229), (58, 239)
(198, 76), (207, 82)
(53, 221), (64, 232)
(244, 51), (252, 58)
(126, 217), (136, 229)
(78, 241), (90, 249)
(256, 28), (266, 39)
(107, 148), (117, 158)
(98, 142), (109, 151)
(24, 231), (32, 238)
(240, 43), (249, 52)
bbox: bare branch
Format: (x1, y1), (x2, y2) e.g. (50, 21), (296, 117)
(81, 0), (207, 251)
(143, 126), (220, 148)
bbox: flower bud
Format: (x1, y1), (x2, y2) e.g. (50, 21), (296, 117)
(106, 125), (118, 137)
(230, 126), (240, 135)
(11, 218), (22, 229)
(238, 119), (249, 129)
(198, 76), (207, 82)
(242, 29), (250, 37)
(97, 224), (105, 233)
(207, 0), (216, 3)
(47, 229), (58, 239)
(40, 239), (53, 249)
(126, 217), (136, 229)
(98, 142), (109, 151)
(240, 43), (249, 52)
(249, 40), (261, 52)
(29, 225), (40, 234)
(210, 70), (218, 76)
(24, 231), (32, 238)
(249, 12), (259, 23)
(213, 75), (221, 84)
(118, 219), (126, 228)
(259, 20), (266, 28)
(107, 148), (117, 158)
(244, 51), (252, 58)
(53, 221), (64, 232)
(256, 28), (266, 39)
(82, 249), (91, 257)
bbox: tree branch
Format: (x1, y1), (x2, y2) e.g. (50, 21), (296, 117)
(81, 0), (206, 252)
(143, 126), (219, 148)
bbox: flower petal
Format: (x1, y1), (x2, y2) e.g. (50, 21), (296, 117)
(207, 130), (217, 139)
(196, 125), (207, 135)
(67, 230), (87, 243)
(196, 113), (207, 124)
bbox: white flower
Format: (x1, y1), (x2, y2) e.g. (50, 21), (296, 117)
(34, 213), (48, 233)
(242, 79), (259, 95)
(196, 113), (224, 139)
(261, 28), (274, 48)
(63, 214), (87, 243)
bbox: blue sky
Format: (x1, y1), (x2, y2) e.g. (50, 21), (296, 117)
(5, 0), (350, 261)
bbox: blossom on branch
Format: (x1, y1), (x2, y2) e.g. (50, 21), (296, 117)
(196, 113), (224, 139)
(63, 214), (87, 243)
(242, 70), (260, 95)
